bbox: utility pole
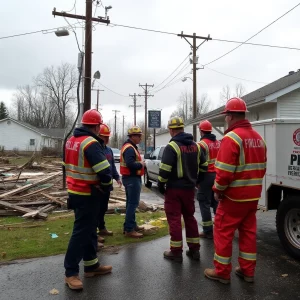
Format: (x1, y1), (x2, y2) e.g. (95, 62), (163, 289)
(138, 84), (154, 153)
(177, 32), (211, 141)
(112, 110), (120, 147)
(52, 5), (110, 112)
(91, 88), (104, 110)
(122, 115), (125, 142)
(129, 93), (142, 125)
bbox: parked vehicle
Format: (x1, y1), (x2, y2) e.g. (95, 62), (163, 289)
(144, 145), (166, 188)
(111, 148), (120, 162)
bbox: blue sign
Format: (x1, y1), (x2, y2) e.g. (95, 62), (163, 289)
(148, 110), (161, 128)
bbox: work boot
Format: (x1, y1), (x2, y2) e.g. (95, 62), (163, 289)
(99, 229), (113, 236)
(97, 242), (104, 252)
(97, 236), (105, 243)
(135, 225), (145, 232)
(163, 250), (183, 263)
(124, 231), (143, 238)
(204, 268), (230, 284)
(186, 249), (200, 261)
(235, 266), (254, 283)
(65, 276), (83, 290)
(199, 231), (213, 239)
(84, 265), (112, 278)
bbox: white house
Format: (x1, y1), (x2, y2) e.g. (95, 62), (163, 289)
(0, 118), (65, 152)
(156, 69), (300, 145)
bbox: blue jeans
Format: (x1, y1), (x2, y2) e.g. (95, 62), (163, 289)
(122, 176), (142, 232)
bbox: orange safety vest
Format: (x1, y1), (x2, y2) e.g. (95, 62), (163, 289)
(198, 139), (221, 172)
(64, 135), (100, 196)
(120, 143), (144, 176)
(213, 126), (267, 202)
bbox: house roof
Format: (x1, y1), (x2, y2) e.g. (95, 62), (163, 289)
(157, 69), (300, 135)
(0, 118), (65, 139)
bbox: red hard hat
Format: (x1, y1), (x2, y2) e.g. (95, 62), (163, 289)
(81, 109), (103, 125)
(199, 120), (212, 132)
(222, 97), (249, 114)
(99, 123), (111, 136)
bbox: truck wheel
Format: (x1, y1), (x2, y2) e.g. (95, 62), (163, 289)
(144, 170), (152, 189)
(276, 194), (300, 260)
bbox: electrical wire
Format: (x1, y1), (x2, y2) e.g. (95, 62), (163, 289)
(98, 82), (130, 98)
(63, 17), (82, 52)
(204, 66), (268, 84)
(204, 2), (300, 66)
(63, 0), (77, 13)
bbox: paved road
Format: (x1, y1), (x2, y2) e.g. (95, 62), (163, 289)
(1, 193), (300, 300)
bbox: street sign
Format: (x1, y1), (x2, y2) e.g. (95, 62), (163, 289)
(148, 110), (161, 128)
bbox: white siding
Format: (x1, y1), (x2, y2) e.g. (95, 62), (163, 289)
(278, 89), (300, 118)
(0, 120), (43, 151)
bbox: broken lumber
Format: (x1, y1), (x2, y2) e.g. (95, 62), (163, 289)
(41, 193), (66, 207)
(18, 185), (54, 199)
(0, 171), (62, 199)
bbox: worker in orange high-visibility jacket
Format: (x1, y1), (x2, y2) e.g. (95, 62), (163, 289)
(120, 125), (146, 238)
(204, 98), (267, 285)
(197, 120), (220, 239)
(63, 109), (113, 290)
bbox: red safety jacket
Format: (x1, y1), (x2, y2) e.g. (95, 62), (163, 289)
(64, 135), (109, 195)
(213, 120), (267, 202)
(198, 139), (220, 172)
(120, 143), (144, 176)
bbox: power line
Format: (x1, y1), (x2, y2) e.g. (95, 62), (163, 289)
(204, 2), (300, 66)
(98, 82), (130, 97)
(204, 66), (268, 84)
(63, 0), (77, 13)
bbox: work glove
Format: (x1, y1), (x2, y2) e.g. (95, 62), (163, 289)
(158, 182), (166, 195)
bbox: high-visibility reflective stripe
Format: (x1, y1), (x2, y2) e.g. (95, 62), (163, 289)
(226, 131), (245, 165)
(93, 159), (110, 173)
(170, 240), (182, 247)
(196, 143), (201, 173)
(158, 176), (168, 183)
(236, 162), (267, 172)
(199, 160), (208, 172)
(120, 162), (126, 167)
(64, 163), (96, 174)
(214, 253), (231, 264)
(229, 178), (263, 187)
(200, 140), (210, 162)
(159, 163), (172, 172)
(169, 141), (183, 178)
(186, 237), (200, 244)
(121, 144), (141, 167)
(83, 258), (99, 266)
(239, 251), (256, 261)
(66, 171), (98, 181)
(214, 181), (227, 191)
(101, 179), (113, 186)
(67, 189), (91, 196)
(215, 161), (236, 173)
(78, 137), (97, 167)
(225, 194), (260, 202)
(201, 220), (213, 226)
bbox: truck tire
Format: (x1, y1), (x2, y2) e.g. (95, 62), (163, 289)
(276, 194), (300, 260)
(144, 169), (152, 189)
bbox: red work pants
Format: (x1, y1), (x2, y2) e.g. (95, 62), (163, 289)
(214, 198), (258, 279)
(164, 188), (200, 254)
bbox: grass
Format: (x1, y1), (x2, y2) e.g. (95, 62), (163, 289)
(0, 211), (168, 263)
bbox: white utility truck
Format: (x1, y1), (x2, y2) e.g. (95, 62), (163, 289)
(146, 118), (300, 259)
(252, 118), (300, 260)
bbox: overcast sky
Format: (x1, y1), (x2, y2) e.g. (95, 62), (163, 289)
(0, 0), (299, 130)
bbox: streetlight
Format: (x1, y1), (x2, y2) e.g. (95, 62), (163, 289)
(104, 6), (112, 19)
(182, 77), (193, 82)
(92, 70), (101, 88)
(54, 28), (69, 37)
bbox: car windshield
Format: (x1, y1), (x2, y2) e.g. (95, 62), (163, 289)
(111, 148), (120, 154)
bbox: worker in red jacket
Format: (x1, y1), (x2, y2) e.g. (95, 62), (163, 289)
(204, 98), (267, 284)
(197, 120), (220, 239)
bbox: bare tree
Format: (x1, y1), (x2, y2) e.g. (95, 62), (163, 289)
(197, 93), (211, 115)
(35, 63), (77, 128)
(234, 83), (246, 98)
(219, 85), (231, 105)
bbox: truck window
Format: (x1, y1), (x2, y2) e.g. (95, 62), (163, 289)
(151, 147), (160, 159)
(158, 147), (165, 160)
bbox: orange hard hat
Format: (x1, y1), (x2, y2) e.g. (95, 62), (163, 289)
(199, 120), (212, 132)
(222, 97), (249, 114)
(99, 123), (111, 136)
(81, 109), (103, 125)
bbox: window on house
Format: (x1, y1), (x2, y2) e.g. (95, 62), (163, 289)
(30, 139), (35, 146)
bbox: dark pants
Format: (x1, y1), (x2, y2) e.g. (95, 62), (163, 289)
(98, 191), (110, 231)
(64, 186), (101, 277)
(197, 172), (218, 233)
(122, 176), (141, 232)
(165, 188), (200, 254)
